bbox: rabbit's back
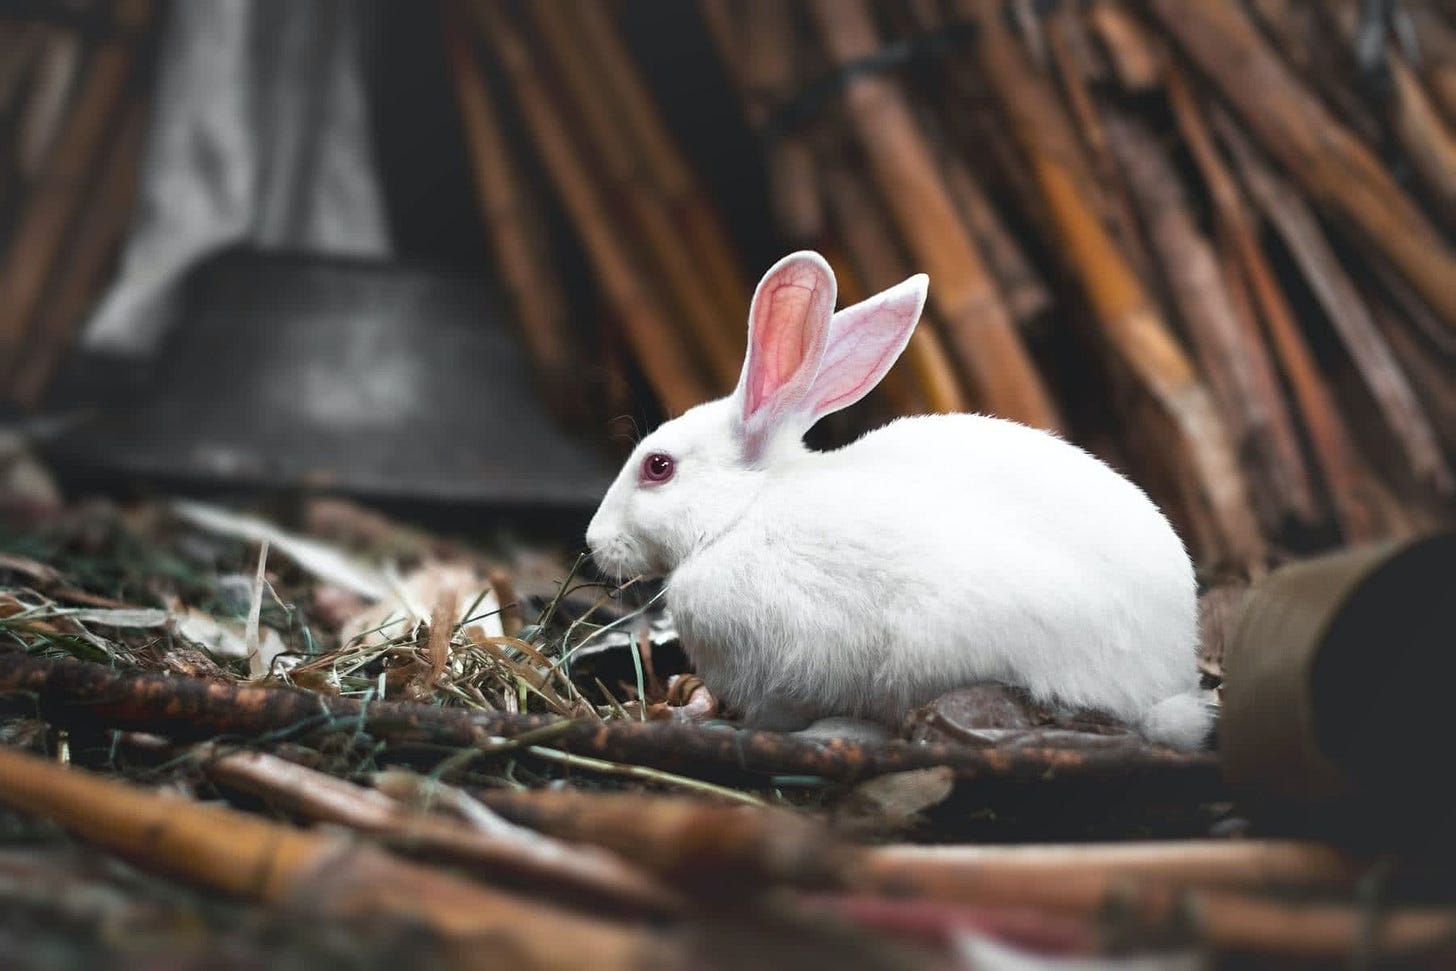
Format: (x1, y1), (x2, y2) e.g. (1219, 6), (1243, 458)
(671, 413), (1199, 728)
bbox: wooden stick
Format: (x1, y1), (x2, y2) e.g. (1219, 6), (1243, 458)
(16, 26), (82, 180)
(744, 0), (824, 245)
(1086, 0), (1162, 92)
(0, 745), (660, 965)
(959, 0), (1264, 568)
(1166, 69), (1379, 542)
(442, 2), (585, 422)
(570, 1), (751, 347)
(527, 1), (742, 393)
(853, 840), (1364, 913)
(707, 0), (966, 413)
(1216, 111), (1454, 497)
(10, 96), (146, 408)
(1044, 8), (1154, 285)
(1148, 0), (1456, 335)
(0, 653), (1224, 793)
(1388, 52), (1456, 230)
(1318, 0), (1456, 231)
(1103, 106), (1319, 531)
(0, 7), (146, 387)
(922, 111), (1051, 332)
(1362, 279), (1456, 461)
(478, 787), (846, 889)
(470, 1), (710, 415)
(820, 156), (970, 415)
(806, 0), (1061, 432)
(192, 743), (682, 916)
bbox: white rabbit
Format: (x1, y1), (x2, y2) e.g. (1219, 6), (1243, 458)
(587, 252), (1211, 750)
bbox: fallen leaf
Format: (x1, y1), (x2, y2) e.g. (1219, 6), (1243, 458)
(63, 607), (170, 628)
(339, 562), (503, 649)
(172, 500), (388, 600)
(847, 767), (956, 828)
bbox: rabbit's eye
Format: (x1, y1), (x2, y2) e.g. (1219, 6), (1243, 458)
(640, 452), (676, 484)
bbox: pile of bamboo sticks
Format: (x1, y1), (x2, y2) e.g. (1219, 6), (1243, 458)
(4, 654), (1456, 965)
(0, 0), (153, 407)
(2, 2), (1452, 575)
(448, 0), (1456, 572)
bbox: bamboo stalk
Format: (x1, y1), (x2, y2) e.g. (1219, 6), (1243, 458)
(922, 111), (1051, 332)
(854, 841), (1456, 957)
(0, 8), (145, 386)
(10, 95), (145, 408)
(1319, 0), (1456, 231)
(16, 26), (81, 180)
(1103, 105), (1319, 531)
(1044, 8), (1155, 285)
(193, 743), (682, 916)
(527, 1), (742, 393)
(819, 156), (970, 416)
(959, 0), (1265, 568)
(469, 1), (710, 416)
(442, 2), (585, 422)
(479, 788), (846, 889)
(1086, 1), (1162, 91)
(744, 0), (824, 245)
(707, 0), (951, 415)
(1216, 111), (1454, 497)
(570, 0), (751, 348)
(1149, 0), (1456, 335)
(1388, 53), (1456, 229)
(853, 840), (1364, 913)
(1166, 69), (1379, 542)
(807, 0), (1060, 432)
(1363, 281), (1456, 461)
(0, 745), (659, 965)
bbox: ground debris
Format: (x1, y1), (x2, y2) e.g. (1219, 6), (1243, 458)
(1, 498), (1451, 969)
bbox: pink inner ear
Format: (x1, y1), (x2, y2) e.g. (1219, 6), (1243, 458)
(742, 258), (834, 423)
(807, 275), (927, 421)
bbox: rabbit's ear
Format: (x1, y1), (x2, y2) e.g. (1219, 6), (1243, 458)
(733, 251), (837, 460)
(804, 274), (928, 421)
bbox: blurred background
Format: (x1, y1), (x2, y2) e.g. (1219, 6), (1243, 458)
(1, 0), (1454, 574)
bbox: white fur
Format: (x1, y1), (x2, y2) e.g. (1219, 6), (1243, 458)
(587, 254), (1210, 750)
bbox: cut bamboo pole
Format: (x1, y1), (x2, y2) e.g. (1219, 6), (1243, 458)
(820, 156), (970, 416)
(1166, 69), (1379, 542)
(1216, 111), (1454, 498)
(854, 840), (1364, 914)
(853, 841), (1456, 958)
(1149, 0), (1456, 335)
(194, 744), (682, 916)
(16, 27), (81, 180)
(959, 0), (1264, 568)
(469, 1), (711, 416)
(0, 8), (145, 386)
(706, 0), (977, 415)
(1087, 0), (1162, 92)
(807, 0), (1060, 432)
(442, 2), (587, 424)
(527, 1), (742, 393)
(1318, 0), (1456, 231)
(570, 0), (751, 346)
(1044, 8), (1154, 285)
(744, 0), (824, 245)
(1103, 106), (1319, 531)
(922, 110), (1051, 332)
(0, 745), (660, 966)
(10, 96), (146, 408)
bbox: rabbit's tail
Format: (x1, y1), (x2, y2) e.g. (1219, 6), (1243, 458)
(1139, 691), (1215, 751)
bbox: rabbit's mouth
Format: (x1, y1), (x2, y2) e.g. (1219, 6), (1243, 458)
(586, 537), (644, 583)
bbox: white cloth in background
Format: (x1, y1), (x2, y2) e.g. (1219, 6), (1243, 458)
(82, 0), (392, 357)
